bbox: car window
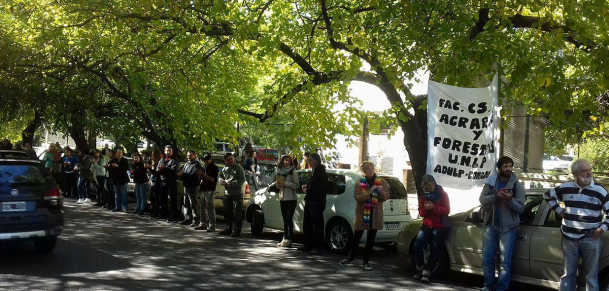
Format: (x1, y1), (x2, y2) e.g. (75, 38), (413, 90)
(382, 177), (407, 199)
(544, 201), (566, 228)
(0, 164), (52, 186)
(215, 144), (224, 152)
(296, 172), (345, 195)
(520, 195), (544, 225)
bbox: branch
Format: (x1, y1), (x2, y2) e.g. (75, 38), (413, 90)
(509, 14), (595, 51)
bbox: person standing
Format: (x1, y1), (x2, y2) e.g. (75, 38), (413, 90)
(108, 149), (130, 212)
(243, 151), (259, 192)
(177, 150), (203, 226)
(159, 145), (179, 222)
(131, 153), (150, 215)
(196, 153), (219, 232)
(299, 152), (328, 255)
(103, 150), (116, 209)
(544, 159), (608, 291)
(23, 142), (37, 159)
(62, 148), (79, 199)
(479, 156), (526, 291)
(272, 155), (300, 247)
(412, 175), (451, 282)
(339, 162), (390, 270)
(219, 153), (246, 237)
(77, 149), (94, 204)
(92, 150), (107, 207)
(43, 144), (57, 170)
(147, 149), (163, 219)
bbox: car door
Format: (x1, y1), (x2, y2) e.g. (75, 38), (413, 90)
(292, 171), (311, 233)
(263, 188), (282, 228)
(529, 201), (565, 282)
(511, 195), (546, 278)
(453, 207), (486, 268)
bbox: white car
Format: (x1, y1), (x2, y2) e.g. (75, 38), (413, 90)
(246, 169), (411, 253)
(542, 155), (574, 172)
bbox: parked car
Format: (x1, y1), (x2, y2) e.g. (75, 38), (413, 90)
(396, 189), (609, 290)
(246, 169), (411, 253)
(0, 150), (64, 253)
(542, 154), (574, 172)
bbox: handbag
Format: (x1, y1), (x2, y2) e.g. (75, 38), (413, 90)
(268, 183), (280, 193)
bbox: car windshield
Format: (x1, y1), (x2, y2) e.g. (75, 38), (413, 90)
(382, 177), (408, 199)
(0, 164), (51, 186)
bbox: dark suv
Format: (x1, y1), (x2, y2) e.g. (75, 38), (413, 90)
(0, 150), (64, 253)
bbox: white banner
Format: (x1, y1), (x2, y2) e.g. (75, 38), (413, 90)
(426, 76), (499, 190)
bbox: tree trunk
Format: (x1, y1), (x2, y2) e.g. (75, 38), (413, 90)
(21, 110), (43, 145)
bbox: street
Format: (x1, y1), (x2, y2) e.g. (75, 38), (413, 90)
(0, 200), (550, 291)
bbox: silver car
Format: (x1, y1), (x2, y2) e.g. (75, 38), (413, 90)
(396, 189), (609, 290)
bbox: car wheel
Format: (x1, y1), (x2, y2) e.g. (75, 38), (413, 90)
(34, 236), (57, 254)
(409, 241), (449, 278)
(327, 219), (353, 254)
(251, 209), (264, 236)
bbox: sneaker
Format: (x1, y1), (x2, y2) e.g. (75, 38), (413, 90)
(121, 209), (128, 213)
(280, 240), (292, 247)
(277, 239), (286, 247)
(190, 221), (199, 227)
(219, 229), (232, 235)
(76, 199), (84, 204)
(339, 258), (353, 267)
(84, 198), (91, 203)
(363, 263), (373, 270)
(194, 224), (207, 231)
(179, 219), (191, 225)
(111, 208), (121, 212)
(230, 232), (241, 237)
(413, 272), (423, 280)
(421, 270), (431, 283)
(206, 228), (215, 233)
(309, 249), (321, 255)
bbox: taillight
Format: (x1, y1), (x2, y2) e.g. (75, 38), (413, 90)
(245, 184), (250, 195)
(45, 189), (61, 197)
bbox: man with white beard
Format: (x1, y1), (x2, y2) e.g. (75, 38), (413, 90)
(544, 159), (609, 291)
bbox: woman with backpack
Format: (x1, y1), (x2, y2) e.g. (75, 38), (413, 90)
(272, 155), (299, 247)
(412, 175), (451, 283)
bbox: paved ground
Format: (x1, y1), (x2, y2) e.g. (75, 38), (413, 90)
(0, 200), (551, 290)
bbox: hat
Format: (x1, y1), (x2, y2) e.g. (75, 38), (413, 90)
(310, 152), (322, 165)
(203, 153), (212, 160)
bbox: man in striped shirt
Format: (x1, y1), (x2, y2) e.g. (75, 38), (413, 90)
(544, 159), (609, 291)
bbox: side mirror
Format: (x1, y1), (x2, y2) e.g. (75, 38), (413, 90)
(471, 211), (483, 224)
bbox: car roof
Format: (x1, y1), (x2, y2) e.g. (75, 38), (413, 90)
(0, 158), (44, 165)
(0, 150), (39, 161)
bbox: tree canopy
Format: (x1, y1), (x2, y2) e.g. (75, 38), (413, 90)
(1, 0), (608, 187)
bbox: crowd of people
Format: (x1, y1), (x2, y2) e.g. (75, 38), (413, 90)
(3, 139), (608, 286)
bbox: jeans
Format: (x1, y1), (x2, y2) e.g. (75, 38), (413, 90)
(246, 174), (258, 191)
(482, 225), (517, 291)
(161, 182), (178, 219)
(105, 176), (115, 208)
(183, 186), (199, 221)
(303, 202), (325, 250)
(150, 181), (161, 216)
(78, 178), (90, 200)
(63, 172), (78, 198)
(280, 200), (297, 240)
(223, 194), (243, 233)
(414, 225), (449, 271)
(113, 183), (128, 211)
(135, 183), (149, 213)
(96, 176), (105, 205)
(200, 191), (216, 228)
(560, 236), (602, 291)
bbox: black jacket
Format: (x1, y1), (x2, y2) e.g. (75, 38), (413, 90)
(148, 159), (161, 182)
(108, 157), (130, 185)
(159, 157), (178, 184)
(181, 159), (202, 187)
(305, 164), (328, 205)
(131, 161), (150, 184)
(200, 162), (219, 191)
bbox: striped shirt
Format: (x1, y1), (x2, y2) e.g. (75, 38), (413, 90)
(544, 181), (609, 239)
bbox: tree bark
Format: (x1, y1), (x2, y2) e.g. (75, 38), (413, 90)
(21, 110), (43, 145)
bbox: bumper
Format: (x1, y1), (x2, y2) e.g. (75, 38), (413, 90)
(0, 226), (63, 240)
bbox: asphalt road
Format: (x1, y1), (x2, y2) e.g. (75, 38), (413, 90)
(0, 200), (550, 291)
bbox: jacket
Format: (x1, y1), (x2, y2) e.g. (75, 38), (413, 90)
(108, 157), (130, 185)
(159, 157), (178, 184)
(181, 159), (202, 188)
(93, 155), (108, 177)
(220, 163), (246, 196)
(272, 166), (299, 201)
(304, 164), (328, 205)
(148, 159), (161, 182)
(479, 172), (526, 232)
(353, 177), (390, 230)
(200, 162), (219, 191)
(131, 161), (150, 184)
(80, 155), (94, 180)
(418, 185), (451, 229)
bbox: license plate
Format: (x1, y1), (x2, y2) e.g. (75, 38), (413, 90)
(2, 201), (26, 212)
(385, 222), (401, 230)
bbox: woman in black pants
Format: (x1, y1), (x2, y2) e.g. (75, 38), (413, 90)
(272, 155), (299, 247)
(339, 161), (389, 270)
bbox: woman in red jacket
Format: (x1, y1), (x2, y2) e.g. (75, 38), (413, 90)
(413, 175), (451, 283)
